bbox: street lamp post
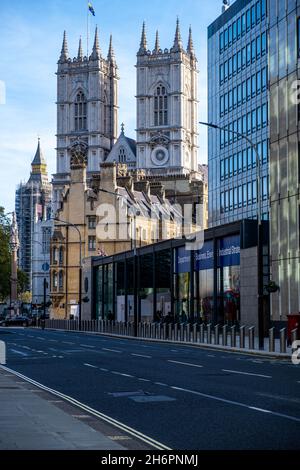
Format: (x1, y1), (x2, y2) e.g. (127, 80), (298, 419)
(32, 238), (48, 327)
(53, 218), (82, 330)
(199, 121), (264, 349)
(99, 188), (140, 337)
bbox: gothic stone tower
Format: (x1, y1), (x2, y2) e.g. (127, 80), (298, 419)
(136, 21), (198, 175)
(53, 29), (119, 212)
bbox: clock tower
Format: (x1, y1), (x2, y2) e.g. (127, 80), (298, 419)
(136, 20), (199, 175)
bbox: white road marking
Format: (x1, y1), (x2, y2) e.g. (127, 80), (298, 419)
(62, 341), (75, 345)
(111, 371), (134, 378)
(102, 348), (122, 353)
(80, 344), (95, 348)
(100, 368), (108, 372)
(222, 369), (272, 379)
(168, 360), (203, 369)
(10, 349), (28, 357)
(37, 337), (45, 341)
(155, 382), (168, 387)
(249, 407), (272, 414)
(0, 365), (170, 451)
(170, 385), (300, 423)
(138, 378), (150, 382)
(84, 363), (98, 369)
(131, 353), (152, 359)
(207, 354), (216, 357)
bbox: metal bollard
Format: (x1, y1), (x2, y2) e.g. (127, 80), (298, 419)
(174, 323), (178, 341)
(186, 324), (191, 342)
(222, 325), (227, 346)
(239, 326), (245, 349)
(207, 324), (212, 344)
(163, 323), (167, 340)
(269, 327), (275, 353)
(249, 326), (255, 350)
(193, 323), (197, 343)
(200, 323), (204, 343)
(214, 324), (220, 345)
(291, 329), (299, 352)
(231, 326), (236, 347)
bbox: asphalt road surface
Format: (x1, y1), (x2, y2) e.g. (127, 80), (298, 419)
(1, 327), (300, 450)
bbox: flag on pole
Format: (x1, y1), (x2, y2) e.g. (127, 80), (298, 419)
(88, 2), (96, 16)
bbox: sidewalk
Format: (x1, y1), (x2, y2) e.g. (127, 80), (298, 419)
(0, 370), (125, 450)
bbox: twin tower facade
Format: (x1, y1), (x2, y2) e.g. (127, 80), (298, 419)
(53, 21), (199, 209)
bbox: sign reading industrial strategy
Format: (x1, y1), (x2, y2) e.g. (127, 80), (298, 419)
(195, 240), (214, 271)
(218, 235), (240, 267)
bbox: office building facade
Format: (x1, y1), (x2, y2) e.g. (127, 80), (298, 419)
(208, 0), (269, 227)
(269, 0), (300, 324)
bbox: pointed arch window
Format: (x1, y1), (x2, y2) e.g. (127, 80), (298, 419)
(154, 85), (168, 126)
(75, 91), (87, 131)
(119, 146), (127, 163)
(59, 271), (64, 291)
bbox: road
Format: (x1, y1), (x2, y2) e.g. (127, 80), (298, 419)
(1, 327), (300, 450)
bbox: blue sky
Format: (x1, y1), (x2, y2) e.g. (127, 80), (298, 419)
(0, 0), (222, 212)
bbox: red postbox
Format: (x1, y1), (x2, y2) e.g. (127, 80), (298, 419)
(287, 314), (300, 345)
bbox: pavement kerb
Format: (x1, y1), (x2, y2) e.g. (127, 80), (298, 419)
(34, 328), (291, 360)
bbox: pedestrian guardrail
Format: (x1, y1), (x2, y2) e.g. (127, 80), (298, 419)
(43, 320), (293, 354)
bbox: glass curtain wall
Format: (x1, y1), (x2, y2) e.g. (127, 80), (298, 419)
(217, 235), (241, 325)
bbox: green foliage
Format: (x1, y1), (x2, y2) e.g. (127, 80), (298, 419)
(0, 207), (11, 302)
(17, 269), (29, 295)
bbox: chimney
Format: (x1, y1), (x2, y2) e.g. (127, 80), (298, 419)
(100, 162), (117, 191)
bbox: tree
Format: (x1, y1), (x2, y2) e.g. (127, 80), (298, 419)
(0, 207), (11, 302)
(17, 269), (29, 295)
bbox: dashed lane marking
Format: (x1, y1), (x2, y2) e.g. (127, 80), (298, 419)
(222, 369), (272, 379)
(168, 360), (203, 369)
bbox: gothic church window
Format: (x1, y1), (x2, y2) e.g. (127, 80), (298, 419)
(119, 146), (127, 163)
(75, 91), (87, 131)
(154, 85), (168, 126)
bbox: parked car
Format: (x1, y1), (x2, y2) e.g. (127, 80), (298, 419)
(1, 316), (32, 327)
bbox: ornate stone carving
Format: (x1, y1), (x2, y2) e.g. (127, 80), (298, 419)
(149, 132), (170, 149)
(69, 140), (88, 169)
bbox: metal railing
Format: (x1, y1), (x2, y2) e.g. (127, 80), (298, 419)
(44, 320), (293, 354)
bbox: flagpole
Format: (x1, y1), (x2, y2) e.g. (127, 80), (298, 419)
(87, 1), (89, 57)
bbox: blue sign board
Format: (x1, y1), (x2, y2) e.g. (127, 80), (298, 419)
(195, 240), (214, 271)
(176, 247), (191, 274)
(218, 235), (240, 267)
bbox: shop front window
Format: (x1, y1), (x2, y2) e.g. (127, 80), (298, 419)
(217, 235), (241, 325)
(139, 253), (154, 323)
(156, 249), (172, 322)
(95, 266), (103, 320)
(194, 240), (214, 324)
(174, 248), (191, 322)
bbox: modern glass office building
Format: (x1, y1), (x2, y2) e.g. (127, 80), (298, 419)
(90, 220), (266, 330)
(208, 0), (269, 227)
(269, 0), (300, 325)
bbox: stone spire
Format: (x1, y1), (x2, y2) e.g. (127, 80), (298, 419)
(59, 30), (69, 63)
(138, 22), (148, 55)
(154, 30), (160, 53)
(29, 139), (48, 183)
(77, 36), (84, 60)
(171, 18), (183, 52)
(107, 34), (116, 64)
(187, 26), (195, 56)
(90, 27), (101, 60)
